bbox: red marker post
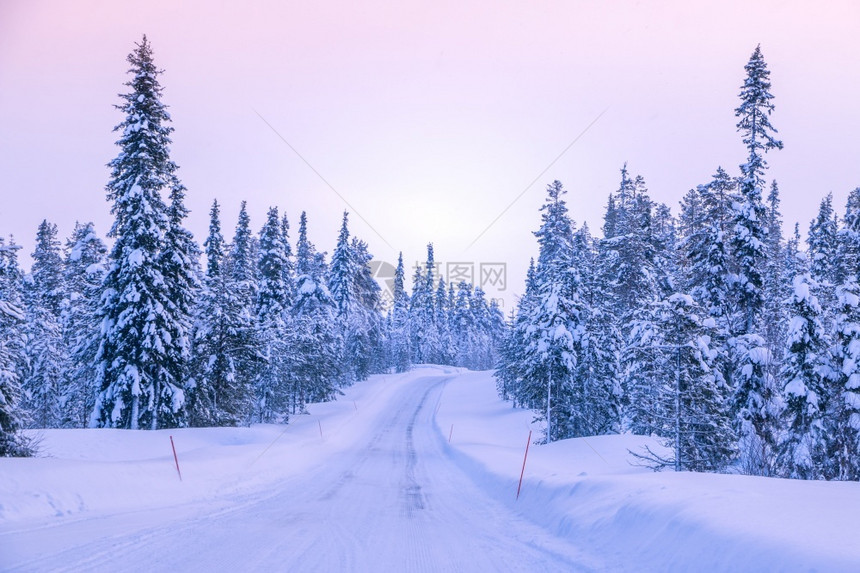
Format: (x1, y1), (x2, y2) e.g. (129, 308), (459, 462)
(516, 430), (532, 500)
(169, 435), (182, 482)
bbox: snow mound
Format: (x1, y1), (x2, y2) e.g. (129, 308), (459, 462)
(435, 369), (860, 572)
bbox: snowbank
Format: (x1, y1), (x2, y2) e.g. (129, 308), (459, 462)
(435, 369), (860, 572)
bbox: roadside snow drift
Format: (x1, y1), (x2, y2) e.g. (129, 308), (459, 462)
(436, 369), (860, 572)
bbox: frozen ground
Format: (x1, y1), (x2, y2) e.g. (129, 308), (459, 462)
(1, 366), (859, 571)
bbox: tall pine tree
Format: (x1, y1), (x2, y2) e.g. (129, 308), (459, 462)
(0, 239), (31, 455)
(94, 36), (191, 430)
(288, 212), (341, 411)
(188, 200), (255, 426)
(831, 187), (860, 479)
(730, 45), (783, 473)
(521, 181), (584, 443)
(255, 206), (292, 422)
(388, 252), (411, 373)
(21, 220), (66, 428)
(61, 222), (107, 427)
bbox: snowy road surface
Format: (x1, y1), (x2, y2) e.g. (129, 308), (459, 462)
(1, 373), (595, 572)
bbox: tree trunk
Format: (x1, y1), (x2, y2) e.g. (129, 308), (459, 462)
(130, 394), (139, 430)
(546, 371), (552, 444)
(675, 345), (681, 472)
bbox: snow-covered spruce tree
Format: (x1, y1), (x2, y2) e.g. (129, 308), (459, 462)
(466, 286), (504, 371)
(498, 194), (605, 438)
(502, 254), (549, 412)
(388, 252), (411, 373)
(420, 244), (442, 363)
(485, 294), (507, 370)
(329, 212), (357, 321)
(732, 44), (782, 331)
(0, 301), (28, 455)
(651, 202), (678, 297)
(188, 200), (255, 427)
(349, 236), (385, 378)
(624, 302), (665, 437)
(784, 224), (802, 280)
(495, 308), (519, 404)
(522, 180), (584, 443)
(228, 202), (258, 286)
(447, 280), (457, 357)
(0, 239), (32, 456)
(599, 167), (664, 431)
(256, 207), (292, 333)
(601, 165), (658, 326)
(630, 294), (736, 472)
(294, 211), (327, 280)
(476, 284), (500, 370)
(679, 175), (729, 320)
(582, 298), (623, 435)
(409, 244), (441, 364)
(61, 222), (107, 428)
(807, 193), (840, 327)
(677, 185), (703, 285)
(676, 174), (742, 463)
(255, 206), (292, 422)
(809, 193), (841, 283)
(573, 224), (621, 435)
(280, 213), (295, 300)
(30, 220), (65, 316)
(329, 212), (385, 383)
(496, 258), (538, 406)
(21, 305), (64, 429)
(93, 36), (192, 430)
(776, 272), (834, 479)
(830, 187), (860, 480)
(732, 43), (783, 328)
(287, 212), (341, 411)
(730, 45), (783, 473)
(452, 281), (476, 368)
(21, 220), (66, 428)
(685, 168), (737, 324)
(434, 276), (455, 365)
(408, 264), (424, 363)
(677, 174), (736, 414)
(838, 188), (860, 284)
(225, 201), (262, 397)
(761, 180), (789, 397)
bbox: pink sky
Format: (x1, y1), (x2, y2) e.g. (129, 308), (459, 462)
(1, 0), (858, 308)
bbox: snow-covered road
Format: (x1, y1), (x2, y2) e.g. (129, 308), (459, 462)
(1, 373), (594, 572)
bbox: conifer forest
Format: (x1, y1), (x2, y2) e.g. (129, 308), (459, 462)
(2, 37), (859, 486)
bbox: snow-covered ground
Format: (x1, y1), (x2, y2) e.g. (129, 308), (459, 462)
(2, 367), (859, 571)
(437, 370), (860, 572)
